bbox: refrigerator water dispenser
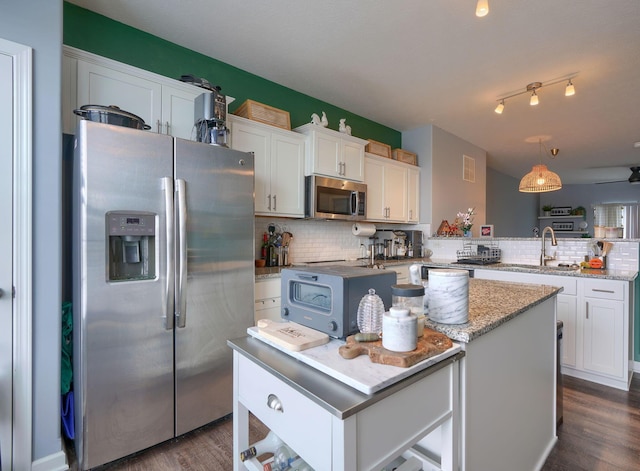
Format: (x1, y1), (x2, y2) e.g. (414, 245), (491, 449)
(106, 211), (156, 281)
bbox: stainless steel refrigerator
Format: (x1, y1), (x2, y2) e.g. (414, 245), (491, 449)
(72, 120), (255, 470)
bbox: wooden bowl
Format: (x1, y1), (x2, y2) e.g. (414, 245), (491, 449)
(255, 259), (266, 268)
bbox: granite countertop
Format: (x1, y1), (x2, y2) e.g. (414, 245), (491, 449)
(256, 257), (638, 281)
(425, 278), (562, 343)
(422, 259), (638, 282)
(254, 257), (425, 279)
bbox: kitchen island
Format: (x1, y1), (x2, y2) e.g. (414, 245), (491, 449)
(424, 278), (561, 471)
(234, 277), (562, 470)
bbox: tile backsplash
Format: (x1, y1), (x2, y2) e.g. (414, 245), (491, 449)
(425, 237), (640, 271)
(254, 217), (430, 264)
(253, 217), (639, 271)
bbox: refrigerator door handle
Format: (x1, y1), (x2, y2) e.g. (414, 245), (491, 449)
(163, 177), (175, 330)
(176, 178), (188, 328)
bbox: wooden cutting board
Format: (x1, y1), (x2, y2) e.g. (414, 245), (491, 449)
(338, 328), (453, 368)
(256, 319), (329, 352)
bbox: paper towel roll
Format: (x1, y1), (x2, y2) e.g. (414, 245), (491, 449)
(352, 222), (376, 237)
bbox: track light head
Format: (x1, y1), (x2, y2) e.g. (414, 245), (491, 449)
(476, 0), (489, 17)
(494, 100), (505, 114)
(565, 79), (575, 97)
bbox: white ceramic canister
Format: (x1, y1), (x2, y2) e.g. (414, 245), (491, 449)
(382, 307), (417, 352)
(427, 269), (469, 324)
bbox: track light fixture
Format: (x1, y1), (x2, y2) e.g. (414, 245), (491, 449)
(476, 0), (489, 17)
(495, 77), (576, 114)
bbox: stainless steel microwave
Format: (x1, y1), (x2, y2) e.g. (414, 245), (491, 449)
(280, 266), (396, 338)
(305, 175), (367, 220)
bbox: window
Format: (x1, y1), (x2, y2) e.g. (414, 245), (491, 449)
(593, 203), (640, 238)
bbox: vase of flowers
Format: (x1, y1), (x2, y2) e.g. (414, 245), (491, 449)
(456, 208), (475, 237)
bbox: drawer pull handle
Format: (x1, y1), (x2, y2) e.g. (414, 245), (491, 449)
(591, 289), (615, 294)
(267, 394), (283, 413)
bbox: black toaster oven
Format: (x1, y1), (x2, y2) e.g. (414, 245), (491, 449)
(280, 266), (396, 339)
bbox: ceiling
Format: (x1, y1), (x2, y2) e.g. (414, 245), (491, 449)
(66, 0), (640, 185)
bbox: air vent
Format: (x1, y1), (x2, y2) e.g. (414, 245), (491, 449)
(463, 155), (475, 182)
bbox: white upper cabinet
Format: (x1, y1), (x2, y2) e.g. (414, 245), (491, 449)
(63, 46), (207, 140)
(364, 153), (412, 223)
(230, 116), (305, 217)
(407, 166), (420, 223)
(294, 123), (368, 182)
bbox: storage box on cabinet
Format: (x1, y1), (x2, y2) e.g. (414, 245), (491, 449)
(237, 355), (332, 470)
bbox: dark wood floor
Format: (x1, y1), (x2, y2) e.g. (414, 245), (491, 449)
(542, 374), (640, 471)
(68, 374), (640, 470)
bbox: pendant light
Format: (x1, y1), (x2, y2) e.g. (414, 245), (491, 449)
(519, 140), (563, 193)
(494, 99), (505, 114)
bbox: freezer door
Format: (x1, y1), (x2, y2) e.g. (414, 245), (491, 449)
(174, 139), (255, 435)
(73, 121), (175, 470)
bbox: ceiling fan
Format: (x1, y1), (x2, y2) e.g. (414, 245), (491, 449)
(594, 166), (640, 184)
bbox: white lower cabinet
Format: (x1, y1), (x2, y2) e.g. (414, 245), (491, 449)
(230, 116), (305, 217)
(233, 346), (460, 471)
(582, 279), (626, 380)
(474, 269), (633, 390)
(254, 278), (282, 324)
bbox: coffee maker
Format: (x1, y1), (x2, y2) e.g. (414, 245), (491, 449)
(404, 230), (424, 258)
(194, 87), (229, 146)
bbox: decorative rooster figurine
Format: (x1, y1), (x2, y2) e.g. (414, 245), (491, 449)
(311, 111), (329, 127)
(339, 118), (351, 135)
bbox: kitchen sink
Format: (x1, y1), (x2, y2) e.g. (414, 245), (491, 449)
(495, 263), (579, 273)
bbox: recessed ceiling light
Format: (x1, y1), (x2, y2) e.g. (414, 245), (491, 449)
(633, 141), (640, 148)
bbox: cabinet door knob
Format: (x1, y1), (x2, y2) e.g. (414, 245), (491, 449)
(267, 393), (283, 412)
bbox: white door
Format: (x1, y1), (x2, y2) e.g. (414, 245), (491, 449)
(0, 37), (32, 471)
(0, 47), (13, 471)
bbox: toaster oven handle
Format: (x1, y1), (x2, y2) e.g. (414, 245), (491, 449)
(296, 274), (318, 281)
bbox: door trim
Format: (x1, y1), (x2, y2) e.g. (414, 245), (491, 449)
(0, 37), (33, 471)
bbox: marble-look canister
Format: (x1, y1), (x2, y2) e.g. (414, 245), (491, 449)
(382, 307), (417, 352)
(427, 269), (469, 324)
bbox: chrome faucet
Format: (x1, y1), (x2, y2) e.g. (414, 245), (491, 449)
(540, 226), (557, 266)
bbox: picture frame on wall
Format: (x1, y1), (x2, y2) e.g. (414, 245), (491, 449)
(480, 224), (494, 237)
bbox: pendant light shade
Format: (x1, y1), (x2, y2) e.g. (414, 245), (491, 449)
(529, 90), (539, 106)
(519, 165), (562, 192)
(519, 139), (562, 193)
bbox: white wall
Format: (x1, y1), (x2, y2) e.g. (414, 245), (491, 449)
(540, 181), (640, 236)
(403, 125), (487, 237)
(486, 167), (539, 237)
(2, 1), (64, 467)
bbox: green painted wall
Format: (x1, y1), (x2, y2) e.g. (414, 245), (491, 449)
(63, 2), (401, 148)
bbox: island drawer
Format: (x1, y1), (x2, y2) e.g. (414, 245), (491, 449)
(237, 354), (332, 470)
(582, 279), (624, 300)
